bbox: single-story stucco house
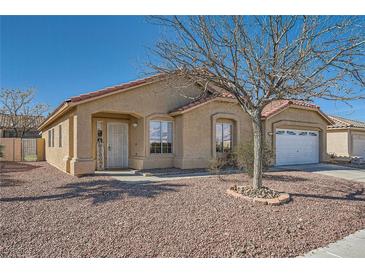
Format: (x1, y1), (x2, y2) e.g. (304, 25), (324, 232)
(38, 74), (333, 176)
(327, 115), (365, 159)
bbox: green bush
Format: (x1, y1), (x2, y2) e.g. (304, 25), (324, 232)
(235, 140), (273, 178)
(0, 144), (3, 158)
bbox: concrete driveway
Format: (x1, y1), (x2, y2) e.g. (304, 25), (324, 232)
(275, 163), (365, 183)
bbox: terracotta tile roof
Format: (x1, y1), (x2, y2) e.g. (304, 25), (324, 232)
(0, 113), (44, 129)
(40, 72), (328, 129)
(39, 74), (164, 130)
(68, 74), (164, 103)
(328, 115), (365, 129)
(169, 91), (234, 114)
(261, 100), (318, 118)
(171, 96), (320, 118)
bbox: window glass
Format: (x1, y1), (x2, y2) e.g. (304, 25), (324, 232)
(216, 122), (232, 153)
(223, 123), (232, 152)
(216, 123), (223, 153)
(48, 130), (51, 147)
(276, 130), (285, 135)
(299, 131), (308, 136)
(59, 125), (62, 147)
(150, 121), (161, 153)
(286, 130), (296, 135)
(167, 122), (173, 153)
(150, 121), (173, 154)
(309, 132), (318, 136)
(51, 128), (55, 147)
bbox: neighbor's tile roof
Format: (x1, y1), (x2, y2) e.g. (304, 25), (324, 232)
(328, 115), (365, 129)
(0, 114), (44, 129)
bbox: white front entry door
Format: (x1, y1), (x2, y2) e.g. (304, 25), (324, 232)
(352, 135), (365, 157)
(275, 128), (319, 166)
(107, 122), (128, 168)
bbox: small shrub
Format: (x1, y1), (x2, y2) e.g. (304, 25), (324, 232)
(208, 157), (227, 174)
(235, 140), (273, 178)
(0, 144), (3, 158)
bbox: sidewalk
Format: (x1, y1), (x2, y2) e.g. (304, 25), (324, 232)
(304, 229), (365, 258)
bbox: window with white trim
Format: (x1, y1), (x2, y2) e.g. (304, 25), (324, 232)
(216, 122), (232, 153)
(150, 121), (173, 154)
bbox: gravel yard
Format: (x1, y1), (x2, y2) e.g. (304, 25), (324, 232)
(0, 161), (364, 258)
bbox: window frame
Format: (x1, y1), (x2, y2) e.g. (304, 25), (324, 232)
(58, 125), (62, 147)
(215, 122), (233, 153)
(48, 130), (52, 147)
(149, 120), (173, 154)
(51, 128), (55, 147)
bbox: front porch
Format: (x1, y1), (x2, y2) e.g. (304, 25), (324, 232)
(91, 112), (145, 172)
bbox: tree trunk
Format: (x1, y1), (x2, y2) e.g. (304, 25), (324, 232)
(251, 111), (264, 189)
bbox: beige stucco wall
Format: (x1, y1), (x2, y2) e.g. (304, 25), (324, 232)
(326, 128), (365, 158)
(327, 129), (350, 157)
(174, 100), (252, 169)
(264, 106), (330, 164)
(351, 129), (365, 156)
(42, 109), (74, 173)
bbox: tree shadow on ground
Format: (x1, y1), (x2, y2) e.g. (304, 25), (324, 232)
(263, 174), (310, 183)
(0, 161), (41, 173)
(216, 173), (310, 184)
(290, 187), (365, 202)
(0, 179), (187, 204)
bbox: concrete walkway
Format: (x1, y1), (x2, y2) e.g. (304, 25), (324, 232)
(95, 169), (223, 182)
(304, 229), (365, 258)
(275, 163), (365, 183)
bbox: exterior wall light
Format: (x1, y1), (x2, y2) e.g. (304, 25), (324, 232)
(132, 122), (138, 128)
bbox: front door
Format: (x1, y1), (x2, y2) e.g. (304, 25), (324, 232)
(107, 122), (128, 168)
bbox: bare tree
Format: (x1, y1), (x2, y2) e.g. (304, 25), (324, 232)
(148, 16), (365, 189)
(0, 88), (48, 138)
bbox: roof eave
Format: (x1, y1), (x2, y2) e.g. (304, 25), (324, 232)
(38, 75), (166, 131)
(169, 97), (237, 116)
(38, 101), (72, 131)
(263, 104), (333, 125)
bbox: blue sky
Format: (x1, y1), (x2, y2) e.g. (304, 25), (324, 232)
(1, 16), (364, 121)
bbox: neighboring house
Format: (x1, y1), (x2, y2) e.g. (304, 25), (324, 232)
(0, 114), (44, 138)
(327, 115), (365, 159)
(38, 74), (333, 176)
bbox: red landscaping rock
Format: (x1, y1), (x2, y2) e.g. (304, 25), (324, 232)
(0, 162), (364, 258)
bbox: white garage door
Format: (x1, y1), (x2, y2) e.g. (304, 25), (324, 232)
(353, 135), (365, 157)
(275, 129), (319, 166)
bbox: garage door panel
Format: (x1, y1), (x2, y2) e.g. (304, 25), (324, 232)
(275, 129), (319, 165)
